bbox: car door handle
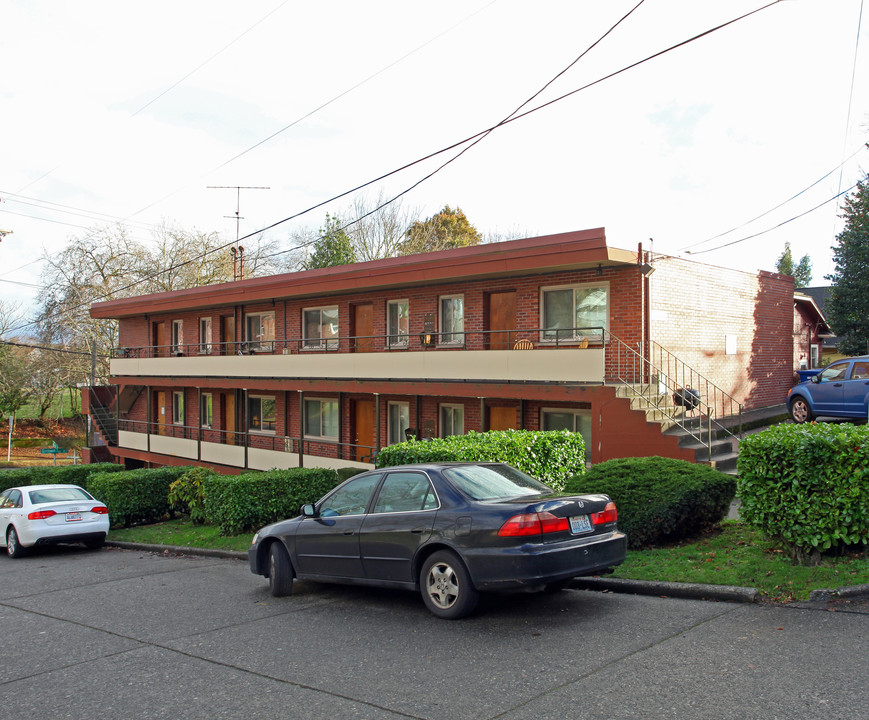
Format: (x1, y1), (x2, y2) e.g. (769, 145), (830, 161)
(343, 530), (355, 536)
(411, 527), (425, 534)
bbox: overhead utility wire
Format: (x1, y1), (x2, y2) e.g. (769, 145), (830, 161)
(0, 338), (107, 359)
(686, 182), (860, 256)
(5, 0), (783, 334)
(835, 0), (865, 212)
(319, 0), (650, 256)
(679, 143), (868, 251)
(127, 0), (501, 221)
(16, 0), (292, 195)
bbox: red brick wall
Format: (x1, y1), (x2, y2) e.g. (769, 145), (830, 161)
(649, 256), (794, 410)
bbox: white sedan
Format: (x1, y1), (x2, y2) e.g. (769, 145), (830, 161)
(0, 484), (110, 558)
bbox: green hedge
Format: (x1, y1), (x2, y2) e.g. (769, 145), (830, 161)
(737, 423), (869, 563)
(89, 466), (193, 527)
(203, 468), (344, 535)
(563, 457), (736, 549)
(0, 463), (122, 493)
(375, 430), (585, 490)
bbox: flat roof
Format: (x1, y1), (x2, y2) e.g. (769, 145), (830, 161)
(91, 227), (638, 318)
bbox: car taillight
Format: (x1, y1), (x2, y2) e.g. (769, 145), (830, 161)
(591, 502), (617, 525)
(91, 506), (109, 515)
(28, 509), (57, 520)
(498, 512), (569, 537)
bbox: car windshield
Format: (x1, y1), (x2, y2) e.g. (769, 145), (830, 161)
(443, 464), (552, 500)
(28, 487), (93, 505)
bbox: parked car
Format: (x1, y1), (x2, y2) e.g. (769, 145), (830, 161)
(0, 484), (110, 558)
(249, 462), (626, 619)
(787, 355), (869, 423)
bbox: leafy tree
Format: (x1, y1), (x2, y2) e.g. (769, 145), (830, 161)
(775, 242), (812, 287)
(305, 214), (357, 269)
(826, 176), (869, 355)
(0, 341), (30, 434)
(400, 205), (482, 255)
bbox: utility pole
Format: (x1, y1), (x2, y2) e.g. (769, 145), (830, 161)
(207, 186), (269, 281)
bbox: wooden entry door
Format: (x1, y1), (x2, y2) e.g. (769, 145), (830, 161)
(222, 316), (236, 355)
(489, 406), (517, 431)
(487, 291), (517, 350)
(353, 305), (374, 352)
(354, 400), (375, 462)
(156, 391), (169, 435)
(154, 322), (167, 357)
(223, 392), (236, 445)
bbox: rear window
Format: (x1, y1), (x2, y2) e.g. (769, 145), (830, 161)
(443, 464), (552, 500)
(28, 487), (94, 505)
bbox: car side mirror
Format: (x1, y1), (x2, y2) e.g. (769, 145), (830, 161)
(301, 503), (317, 518)
(811, 375), (821, 383)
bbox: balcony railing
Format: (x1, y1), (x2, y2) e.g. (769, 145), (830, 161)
(112, 326), (606, 359)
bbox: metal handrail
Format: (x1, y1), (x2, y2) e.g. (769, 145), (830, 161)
(603, 331), (743, 457)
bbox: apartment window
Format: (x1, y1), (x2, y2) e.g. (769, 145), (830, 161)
(810, 344), (820, 369)
(172, 391), (185, 425)
(245, 312), (275, 352)
(248, 395), (276, 433)
(303, 306), (339, 349)
(439, 404), (464, 438)
(541, 283), (608, 342)
(439, 295), (464, 345)
(387, 300), (410, 347)
(199, 317), (212, 355)
(542, 408), (591, 460)
(200, 393), (213, 428)
(171, 320), (184, 354)
(387, 402), (410, 445)
(304, 398), (339, 439)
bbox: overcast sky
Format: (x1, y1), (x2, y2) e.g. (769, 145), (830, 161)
(2, 0), (867, 324)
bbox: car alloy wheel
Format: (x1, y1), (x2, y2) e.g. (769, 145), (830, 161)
(789, 397), (813, 424)
(421, 550), (478, 620)
(7, 527), (26, 559)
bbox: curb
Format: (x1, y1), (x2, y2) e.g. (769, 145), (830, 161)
(571, 577), (759, 603)
(106, 540), (247, 561)
(808, 583), (869, 603)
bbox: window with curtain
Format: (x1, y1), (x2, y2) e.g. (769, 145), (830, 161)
(387, 300), (409, 347)
(304, 398), (339, 439)
(439, 295), (464, 345)
(303, 307), (339, 349)
(541, 284), (608, 341)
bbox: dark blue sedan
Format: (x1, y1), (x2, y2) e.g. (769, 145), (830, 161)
(787, 355), (869, 423)
(249, 462), (626, 619)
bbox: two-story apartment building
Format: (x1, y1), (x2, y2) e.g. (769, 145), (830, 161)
(83, 228), (795, 473)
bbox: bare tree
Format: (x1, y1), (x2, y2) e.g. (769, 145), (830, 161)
(347, 190), (418, 261)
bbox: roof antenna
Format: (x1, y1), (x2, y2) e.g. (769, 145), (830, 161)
(208, 185), (269, 280)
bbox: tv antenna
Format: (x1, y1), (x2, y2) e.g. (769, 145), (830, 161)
(208, 185), (269, 280)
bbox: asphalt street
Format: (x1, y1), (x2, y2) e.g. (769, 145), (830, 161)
(1, 545), (867, 720)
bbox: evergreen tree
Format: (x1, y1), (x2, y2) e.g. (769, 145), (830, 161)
(306, 214), (357, 269)
(826, 177), (869, 355)
(775, 242), (812, 287)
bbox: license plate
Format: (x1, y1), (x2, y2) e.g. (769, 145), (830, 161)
(569, 514), (592, 534)
(65, 512), (82, 522)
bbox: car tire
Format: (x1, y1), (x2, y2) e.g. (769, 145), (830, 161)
(268, 542), (294, 597)
(789, 396), (814, 424)
(7, 527), (26, 559)
(420, 550), (478, 620)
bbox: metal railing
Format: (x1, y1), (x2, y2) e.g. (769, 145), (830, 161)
(604, 331), (743, 456)
(111, 326), (606, 359)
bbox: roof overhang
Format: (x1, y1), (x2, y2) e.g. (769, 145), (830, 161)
(794, 292), (832, 334)
(91, 227), (638, 318)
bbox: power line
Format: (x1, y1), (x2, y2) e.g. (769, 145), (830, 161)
(5, 0), (787, 334)
(0, 338), (105, 359)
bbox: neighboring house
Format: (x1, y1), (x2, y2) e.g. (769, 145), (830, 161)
(793, 291), (832, 371)
(82, 228), (796, 474)
(797, 285), (841, 363)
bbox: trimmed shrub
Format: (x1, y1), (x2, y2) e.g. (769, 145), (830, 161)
(89, 466), (193, 527)
(375, 430), (585, 490)
(169, 467), (218, 524)
(203, 468), (343, 535)
(0, 463), (122, 492)
(737, 422), (869, 563)
(336, 467), (365, 483)
(563, 457), (736, 549)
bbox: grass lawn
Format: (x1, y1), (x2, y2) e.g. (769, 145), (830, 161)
(107, 518), (869, 602)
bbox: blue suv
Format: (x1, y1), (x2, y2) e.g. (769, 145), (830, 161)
(787, 355), (869, 423)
